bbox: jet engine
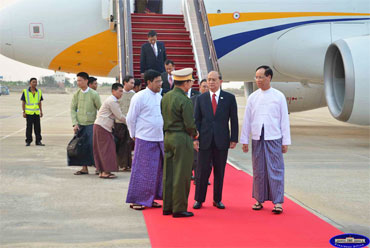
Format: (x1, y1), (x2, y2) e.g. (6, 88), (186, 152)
(324, 35), (370, 125)
(244, 81), (326, 113)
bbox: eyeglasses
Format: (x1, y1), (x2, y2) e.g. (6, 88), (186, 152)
(254, 76), (266, 80)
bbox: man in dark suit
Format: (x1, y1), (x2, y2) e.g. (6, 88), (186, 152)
(191, 79), (210, 184)
(187, 87), (200, 98)
(140, 30), (167, 77)
(193, 71), (238, 210)
(161, 59), (175, 91)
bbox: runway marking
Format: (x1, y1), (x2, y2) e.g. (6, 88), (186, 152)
(0, 110), (69, 141)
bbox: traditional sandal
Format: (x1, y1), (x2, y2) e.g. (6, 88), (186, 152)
(99, 173), (116, 179)
(272, 206), (283, 214)
(252, 203), (264, 210)
(130, 204), (146, 210)
(152, 202), (162, 208)
(74, 170), (88, 175)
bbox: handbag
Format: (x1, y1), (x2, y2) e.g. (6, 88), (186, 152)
(67, 131), (86, 158)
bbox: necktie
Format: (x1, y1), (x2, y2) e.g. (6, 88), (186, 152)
(169, 75), (173, 88)
(212, 93), (217, 115)
(152, 44), (157, 57)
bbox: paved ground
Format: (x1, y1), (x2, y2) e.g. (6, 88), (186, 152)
(0, 93), (369, 247)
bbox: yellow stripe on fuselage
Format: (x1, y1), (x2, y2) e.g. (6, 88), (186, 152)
(208, 12), (370, 27)
(49, 30), (117, 76)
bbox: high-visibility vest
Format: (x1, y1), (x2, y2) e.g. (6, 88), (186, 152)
(24, 88), (42, 115)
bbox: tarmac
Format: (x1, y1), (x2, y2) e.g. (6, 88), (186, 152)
(0, 92), (369, 247)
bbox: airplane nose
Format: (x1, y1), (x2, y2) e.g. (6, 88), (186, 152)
(0, 4), (14, 58)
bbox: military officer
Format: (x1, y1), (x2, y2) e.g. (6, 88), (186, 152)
(161, 68), (198, 218)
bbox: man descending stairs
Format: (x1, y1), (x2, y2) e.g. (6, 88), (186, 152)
(131, 13), (199, 90)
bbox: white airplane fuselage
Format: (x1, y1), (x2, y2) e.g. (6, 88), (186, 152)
(1, 0), (369, 124)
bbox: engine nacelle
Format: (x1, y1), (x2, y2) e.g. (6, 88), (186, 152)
(244, 81), (326, 112)
(324, 36), (370, 125)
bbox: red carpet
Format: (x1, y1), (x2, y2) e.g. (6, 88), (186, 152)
(143, 164), (342, 247)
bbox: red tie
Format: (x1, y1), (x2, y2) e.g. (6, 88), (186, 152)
(212, 93), (217, 115)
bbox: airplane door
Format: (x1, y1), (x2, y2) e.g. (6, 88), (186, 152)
(0, 29), (14, 59)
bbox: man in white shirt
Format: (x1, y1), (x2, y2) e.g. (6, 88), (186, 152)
(240, 65), (291, 214)
(125, 69), (164, 210)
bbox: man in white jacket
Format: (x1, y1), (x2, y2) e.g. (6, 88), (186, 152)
(240, 65), (291, 214)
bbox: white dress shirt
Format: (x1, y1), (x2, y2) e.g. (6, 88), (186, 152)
(126, 88), (164, 142)
(209, 88), (221, 103)
(187, 88), (192, 98)
(151, 42), (158, 57)
(240, 88), (291, 145)
(82, 87), (90, 93)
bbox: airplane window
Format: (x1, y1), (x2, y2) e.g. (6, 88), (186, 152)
(33, 26), (40, 34)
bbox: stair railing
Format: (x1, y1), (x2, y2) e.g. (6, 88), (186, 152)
(197, 0), (219, 72)
(183, 0), (203, 81)
(123, 0), (133, 76)
(116, 0), (133, 82)
(116, 0), (125, 81)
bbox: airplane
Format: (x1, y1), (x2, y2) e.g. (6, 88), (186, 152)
(0, 0), (369, 125)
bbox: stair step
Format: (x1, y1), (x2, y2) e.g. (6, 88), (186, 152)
(133, 72), (198, 78)
(132, 72), (198, 78)
(132, 42), (193, 50)
(133, 57), (195, 63)
(133, 47), (193, 54)
(132, 17), (185, 24)
(132, 13), (183, 18)
(133, 69), (198, 73)
(133, 53), (194, 57)
(132, 23), (185, 29)
(133, 40), (191, 46)
(133, 29), (189, 34)
(133, 64), (196, 70)
(133, 33), (190, 40)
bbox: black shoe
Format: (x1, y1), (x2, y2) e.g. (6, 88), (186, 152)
(163, 210), (172, 215)
(26, 143), (31, 146)
(172, 211), (194, 218)
(193, 201), (202, 209)
(213, 201), (225, 209)
(36, 142), (45, 146)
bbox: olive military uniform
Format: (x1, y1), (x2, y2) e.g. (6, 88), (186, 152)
(161, 87), (197, 213)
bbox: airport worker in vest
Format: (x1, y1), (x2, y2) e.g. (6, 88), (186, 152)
(240, 65), (291, 214)
(21, 77), (45, 146)
(69, 72), (102, 175)
(161, 68), (198, 218)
